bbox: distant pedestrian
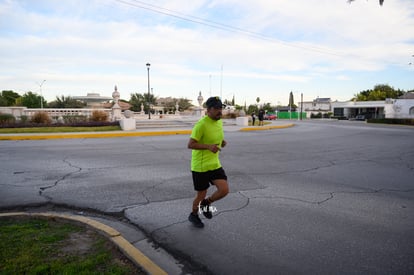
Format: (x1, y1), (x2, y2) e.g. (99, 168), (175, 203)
(258, 109), (264, 126)
(251, 112), (256, 126)
(187, 96), (229, 228)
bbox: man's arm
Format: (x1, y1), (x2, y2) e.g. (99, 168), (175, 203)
(188, 138), (221, 153)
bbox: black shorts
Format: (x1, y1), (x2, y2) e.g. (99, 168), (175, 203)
(192, 167), (227, 191)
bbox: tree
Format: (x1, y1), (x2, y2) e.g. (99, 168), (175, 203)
(247, 104), (258, 115)
(20, 92), (46, 108)
(347, 0), (384, 6)
(247, 102), (276, 115)
(48, 95), (86, 108)
(129, 93), (145, 112)
(0, 96), (7, 106)
(129, 92), (156, 113)
(353, 84), (405, 101)
(0, 90), (20, 106)
(262, 103), (274, 114)
(289, 91), (294, 109)
(176, 98), (192, 111)
(160, 97), (192, 112)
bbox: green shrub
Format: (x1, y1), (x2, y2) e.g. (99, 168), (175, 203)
(323, 112), (333, 118)
(90, 110), (108, 122)
(0, 113), (15, 125)
(367, 118), (414, 126)
(31, 112), (52, 124)
(19, 115), (29, 123)
(63, 115), (88, 124)
(311, 112), (322, 118)
(332, 116), (347, 120)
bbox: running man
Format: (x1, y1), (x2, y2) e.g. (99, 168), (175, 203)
(187, 96), (230, 228)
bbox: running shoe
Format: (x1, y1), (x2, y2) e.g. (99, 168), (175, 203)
(188, 213), (204, 228)
(200, 199), (213, 219)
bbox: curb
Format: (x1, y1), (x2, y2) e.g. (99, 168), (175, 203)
(0, 124), (295, 140)
(0, 130), (192, 140)
(0, 212), (167, 275)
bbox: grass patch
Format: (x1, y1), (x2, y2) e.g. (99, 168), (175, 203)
(0, 216), (144, 274)
(0, 126), (121, 134)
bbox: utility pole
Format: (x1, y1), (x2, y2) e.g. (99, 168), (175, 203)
(38, 80), (46, 109)
(146, 63), (151, 119)
(300, 93), (303, 120)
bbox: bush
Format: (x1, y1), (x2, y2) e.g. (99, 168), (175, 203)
(367, 118), (414, 126)
(0, 113), (15, 125)
(90, 110), (108, 122)
(323, 112), (333, 119)
(64, 121), (119, 127)
(311, 112), (322, 119)
(62, 115), (88, 124)
(332, 116), (347, 120)
(31, 112), (52, 124)
(0, 120), (119, 129)
(19, 115), (29, 123)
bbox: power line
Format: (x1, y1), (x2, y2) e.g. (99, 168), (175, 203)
(114, 0), (345, 57)
(114, 0), (409, 67)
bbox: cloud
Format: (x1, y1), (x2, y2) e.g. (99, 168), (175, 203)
(0, 0), (413, 105)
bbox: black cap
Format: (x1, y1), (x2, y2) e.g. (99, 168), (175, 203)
(206, 96), (224, 109)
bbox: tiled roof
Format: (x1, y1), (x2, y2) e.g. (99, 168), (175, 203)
(399, 92), (414, 99)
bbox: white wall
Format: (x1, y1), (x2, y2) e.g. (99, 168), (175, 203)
(385, 99), (414, 119)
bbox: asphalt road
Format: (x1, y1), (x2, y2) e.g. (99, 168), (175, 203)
(1, 120), (413, 274)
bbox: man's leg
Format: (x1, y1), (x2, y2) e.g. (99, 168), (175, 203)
(200, 179), (229, 219)
(189, 189), (207, 228)
(192, 189), (207, 214)
(208, 179), (229, 203)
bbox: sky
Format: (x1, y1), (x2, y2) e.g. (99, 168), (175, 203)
(1, 0), (414, 106)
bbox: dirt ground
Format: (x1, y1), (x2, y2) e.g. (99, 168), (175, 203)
(62, 228), (146, 274)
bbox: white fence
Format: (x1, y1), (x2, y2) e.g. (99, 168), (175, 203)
(25, 108), (112, 118)
(0, 107), (195, 122)
(0, 107), (114, 120)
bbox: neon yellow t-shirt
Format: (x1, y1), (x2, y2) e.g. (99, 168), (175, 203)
(190, 116), (224, 172)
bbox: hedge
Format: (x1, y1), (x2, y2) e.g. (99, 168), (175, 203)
(367, 118), (414, 126)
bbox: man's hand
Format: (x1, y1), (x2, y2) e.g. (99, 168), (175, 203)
(209, 144), (221, 153)
(188, 138), (226, 153)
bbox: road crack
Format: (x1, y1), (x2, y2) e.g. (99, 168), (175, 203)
(244, 188), (414, 206)
(39, 158), (82, 200)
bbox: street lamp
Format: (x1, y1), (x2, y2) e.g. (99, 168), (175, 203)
(38, 80), (46, 109)
(146, 63), (151, 119)
(300, 93), (303, 120)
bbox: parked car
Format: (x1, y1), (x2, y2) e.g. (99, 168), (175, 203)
(354, 114), (366, 121)
(264, 114), (277, 120)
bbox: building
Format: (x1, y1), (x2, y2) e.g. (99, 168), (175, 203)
(332, 94), (414, 119)
(297, 97), (331, 117)
(72, 93), (113, 108)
